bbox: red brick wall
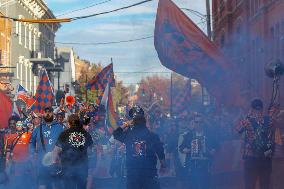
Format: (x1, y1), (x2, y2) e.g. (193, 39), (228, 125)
(212, 0), (284, 108)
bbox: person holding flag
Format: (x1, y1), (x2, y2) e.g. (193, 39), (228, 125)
(113, 105), (166, 189)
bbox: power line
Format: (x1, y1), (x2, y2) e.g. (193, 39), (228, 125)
(71, 0), (154, 21)
(56, 0), (112, 17)
(0, 0), (153, 23)
(181, 8), (207, 20)
(56, 36), (153, 45)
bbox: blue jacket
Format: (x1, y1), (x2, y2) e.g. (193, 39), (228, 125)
(30, 121), (64, 159)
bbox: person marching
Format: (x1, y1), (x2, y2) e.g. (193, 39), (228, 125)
(236, 99), (279, 189)
(179, 112), (217, 189)
(4, 117), (33, 189)
(51, 114), (93, 189)
(30, 107), (64, 189)
(113, 105), (166, 189)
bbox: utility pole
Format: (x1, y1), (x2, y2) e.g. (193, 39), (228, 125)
(170, 72), (173, 117)
(85, 75), (88, 103)
(201, 0), (212, 106)
(206, 0), (212, 40)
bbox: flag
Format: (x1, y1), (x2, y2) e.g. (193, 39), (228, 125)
(103, 85), (119, 133)
(86, 63), (115, 90)
(86, 63), (115, 105)
(154, 0), (245, 108)
(34, 70), (55, 113)
(16, 84), (36, 110)
(172, 81), (191, 115)
(0, 91), (13, 129)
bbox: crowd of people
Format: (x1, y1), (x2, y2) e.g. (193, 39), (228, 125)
(0, 97), (281, 189)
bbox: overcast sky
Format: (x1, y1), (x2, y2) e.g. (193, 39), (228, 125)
(45, 0), (209, 85)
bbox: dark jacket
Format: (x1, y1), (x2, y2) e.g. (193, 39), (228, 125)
(113, 124), (165, 176)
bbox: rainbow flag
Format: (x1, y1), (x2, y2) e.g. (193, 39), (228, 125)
(105, 85), (119, 133)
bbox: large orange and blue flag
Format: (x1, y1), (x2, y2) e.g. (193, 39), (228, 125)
(154, 0), (245, 108)
(86, 63), (115, 105)
(86, 63), (115, 90)
(34, 70), (55, 113)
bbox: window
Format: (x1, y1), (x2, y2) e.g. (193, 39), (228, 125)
(16, 63), (19, 79)
(33, 34), (36, 52)
(270, 27), (275, 59)
(220, 33), (225, 48)
(281, 20), (284, 60)
(220, 0), (225, 17)
(19, 21), (22, 45)
(24, 25), (27, 48)
(29, 29), (32, 50)
(250, 0), (255, 16)
(15, 21), (18, 34)
(29, 64), (32, 91)
(25, 63), (28, 89)
(34, 76), (37, 94)
(20, 63), (23, 85)
(276, 23), (280, 58)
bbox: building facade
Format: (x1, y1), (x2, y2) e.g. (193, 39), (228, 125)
(0, 12), (12, 93)
(54, 47), (76, 95)
(0, 0), (60, 94)
(74, 55), (90, 81)
(212, 0), (284, 107)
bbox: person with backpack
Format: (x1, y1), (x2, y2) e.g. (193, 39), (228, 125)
(236, 99), (279, 189)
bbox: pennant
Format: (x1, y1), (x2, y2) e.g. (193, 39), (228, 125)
(34, 70), (55, 113)
(0, 91), (13, 129)
(154, 0), (245, 108)
(16, 84), (36, 110)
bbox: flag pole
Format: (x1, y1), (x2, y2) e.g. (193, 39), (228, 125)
(206, 0), (212, 40)
(85, 75), (88, 103)
(170, 72), (173, 117)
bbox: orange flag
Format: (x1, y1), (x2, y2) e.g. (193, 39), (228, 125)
(154, 0), (246, 109)
(0, 91), (13, 129)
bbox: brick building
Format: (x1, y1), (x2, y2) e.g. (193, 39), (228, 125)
(0, 12), (12, 94)
(212, 1), (284, 188)
(212, 0), (284, 108)
(0, 0), (60, 94)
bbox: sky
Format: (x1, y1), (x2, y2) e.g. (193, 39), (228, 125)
(44, 0), (209, 85)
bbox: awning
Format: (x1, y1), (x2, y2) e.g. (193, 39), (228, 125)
(29, 58), (55, 67)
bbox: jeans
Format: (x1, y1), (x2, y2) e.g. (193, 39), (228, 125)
(62, 165), (88, 189)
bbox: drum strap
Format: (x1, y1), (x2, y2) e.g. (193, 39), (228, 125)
(39, 125), (46, 152)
